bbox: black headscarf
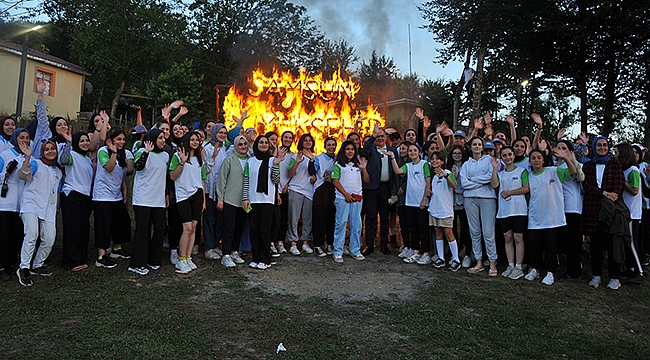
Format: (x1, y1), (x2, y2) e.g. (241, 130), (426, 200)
(10, 128), (29, 154)
(50, 117), (68, 144)
(145, 129), (164, 153)
(0, 116), (15, 141)
(71, 132), (88, 156)
(252, 136), (271, 195)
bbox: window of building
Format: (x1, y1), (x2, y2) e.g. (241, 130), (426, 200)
(34, 68), (55, 96)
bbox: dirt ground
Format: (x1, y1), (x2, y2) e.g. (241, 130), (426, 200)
(242, 250), (436, 303)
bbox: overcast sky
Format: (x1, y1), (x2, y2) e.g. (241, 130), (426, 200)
(292, 0), (463, 82)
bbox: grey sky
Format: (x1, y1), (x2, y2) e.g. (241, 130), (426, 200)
(292, 0), (463, 82)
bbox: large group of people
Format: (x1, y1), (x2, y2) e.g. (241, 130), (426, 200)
(0, 87), (648, 291)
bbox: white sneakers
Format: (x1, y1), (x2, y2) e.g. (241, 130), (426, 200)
(221, 255), (236, 268)
(398, 247), (413, 258)
(525, 268), (540, 281)
(606, 279), (621, 290)
(205, 249), (221, 260)
(302, 244), (314, 254)
(541, 272), (554, 285)
(170, 249), (179, 265)
(589, 276), (602, 288)
(290, 245), (301, 256)
(230, 252), (245, 264)
(175, 259), (192, 274)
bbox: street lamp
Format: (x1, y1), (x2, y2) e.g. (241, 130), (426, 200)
(15, 25), (44, 118)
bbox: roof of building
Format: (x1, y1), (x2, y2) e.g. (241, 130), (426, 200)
(0, 41), (91, 76)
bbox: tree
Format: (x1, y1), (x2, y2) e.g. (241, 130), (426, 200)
(317, 39), (358, 77)
(356, 50), (399, 105)
(148, 59), (205, 120)
(42, 0), (188, 117)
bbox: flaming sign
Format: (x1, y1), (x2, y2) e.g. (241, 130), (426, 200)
(223, 67), (385, 150)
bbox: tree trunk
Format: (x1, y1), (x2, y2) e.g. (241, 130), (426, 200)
(471, 41), (487, 121)
(645, 61), (650, 149)
(577, 0), (588, 134)
(110, 78), (127, 119)
(601, 44), (618, 137)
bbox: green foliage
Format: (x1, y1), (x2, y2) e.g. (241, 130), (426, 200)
(148, 59), (205, 119)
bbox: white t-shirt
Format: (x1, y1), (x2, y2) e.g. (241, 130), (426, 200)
(332, 162), (362, 201)
(496, 167), (529, 219)
(93, 146), (125, 202)
(170, 153), (205, 203)
(21, 159), (62, 223)
(245, 157), (276, 204)
(132, 150), (170, 208)
(528, 167), (572, 229)
(401, 160), (430, 207)
(623, 166), (642, 220)
(559, 162), (583, 214)
(288, 154), (319, 200)
(429, 169), (457, 219)
(62, 150), (93, 197)
(313, 153), (335, 190)
(0, 148), (26, 212)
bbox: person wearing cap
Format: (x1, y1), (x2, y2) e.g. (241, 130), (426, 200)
(131, 125), (148, 153)
(491, 138), (504, 156)
(483, 141), (495, 157)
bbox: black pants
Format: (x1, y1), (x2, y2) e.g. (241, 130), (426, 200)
(453, 208), (470, 256)
(528, 227), (559, 273)
(61, 191), (92, 270)
(0, 211), (23, 269)
(130, 206), (166, 268)
(276, 193), (289, 242)
(167, 202), (183, 250)
(588, 231), (620, 279)
(93, 200), (131, 250)
(641, 209), (650, 258)
(407, 206), (430, 252)
(312, 182), (335, 247)
(560, 213), (582, 277)
(625, 219), (641, 271)
(250, 203), (277, 265)
(204, 197), (223, 250)
(222, 203), (246, 254)
(364, 182), (391, 249)
(397, 205), (410, 248)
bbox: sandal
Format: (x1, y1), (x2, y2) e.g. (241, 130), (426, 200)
(468, 266), (485, 274)
(71, 264), (88, 272)
(488, 268), (498, 277)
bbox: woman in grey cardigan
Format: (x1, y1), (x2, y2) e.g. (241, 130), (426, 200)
(216, 135), (250, 267)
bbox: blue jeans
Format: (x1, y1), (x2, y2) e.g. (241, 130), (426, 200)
(464, 197), (497, 262)
(333, 198), (363, 256)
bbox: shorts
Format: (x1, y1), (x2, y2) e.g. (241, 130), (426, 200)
(176, 189), (204, 223)
(429, 215), (453, 228)
(499, 215), (527, 234)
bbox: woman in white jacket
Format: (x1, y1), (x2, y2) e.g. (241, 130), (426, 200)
(460, 137), (498, 275)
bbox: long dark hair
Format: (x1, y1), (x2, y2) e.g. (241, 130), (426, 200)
(88, 113), (101, 133)
(446, 144), (468, 170)
(106, 127), (127, 168)
(336, 140), (359, 167)
(297, 133), (315, 152)
(615, 144), (637, 171)
(181, 131), (203, 166)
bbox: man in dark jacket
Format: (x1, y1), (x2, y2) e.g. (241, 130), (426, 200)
(361, 126), (399, 255)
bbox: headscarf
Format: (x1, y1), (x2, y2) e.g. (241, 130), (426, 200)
(591, 135), (611, 165)
(10, 128), (29, 154)
(252, 136), (271, 195)
(40, 140), (58, 167)
(145, 129), (164, 153)
(71, 132), (88, 156)
(0, 116), (14, 141)
(210, 123), (225, 146)
(50, 117), (68, 144)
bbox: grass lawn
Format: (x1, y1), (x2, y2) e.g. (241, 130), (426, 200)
(2, 237), (649, 360)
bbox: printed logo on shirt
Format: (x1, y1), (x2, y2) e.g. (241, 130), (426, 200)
(414, 171), (420, 175)
(511, 176), (520, 181)
(549, 178), (555, 184)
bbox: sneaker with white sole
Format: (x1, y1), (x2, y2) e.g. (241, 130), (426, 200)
(192, 245), (199, 255)
(290, 245), (301, 256)
(17, 268), (32, 287)
(231, 252), (245, 264)
(109, 248), (131, 259)
(187, 258), (197, 270)
(221, 255), (236, 268)
(541, 272), (555, 285)
(256, 263), (271, 270)
(302, 244), (314, 254)
(502, 265), (514, 278)
(170, 250), (179, 265)
(589, 276), (602, 288)
(525, 268), (540, 281)
(148, 264), (160, 270)
(352, 253), (365, 261)
(95, 256), (117, 269)
(403, 253), (421, 264)
(333, 254), (344, 263)
(432, 258), (445, 268)
(509, 267), (525, 280)
(449, 260), (461, 272)
(326, 245), (334, 255)
(417, 254), (432, 265)
(175, 259), (192, 274)
(461, 255), (472, 268)
(398, 247), (413, 258)
(314, 247), (327, 257)
(270, 243), (280, 258)
(606, 279), (621, 290)
(249, 261), (258, 268)
(205, 249), (222, 260)
(128, 267), (149, 276)
(277, 242), (287, 254)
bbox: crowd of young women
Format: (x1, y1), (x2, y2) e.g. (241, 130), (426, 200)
(1, 97), (647, 291)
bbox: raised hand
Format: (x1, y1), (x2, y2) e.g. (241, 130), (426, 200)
(483, 111), (492, 125)
(531, 113), (542, 126)
(473, 117), (484, 130)
(100, 110), (109, 123)
(414, 107), (424, 120)
(36, 78), (47, 95)
(295, 152), (304, 164)
(179, 106), (189, 116)
(579, 131), (589, 145)
(423, 115), (431, 130)
(106, 139), (117, 153)
(441, 127), (454, 137)
(130, 104), (142, 111)
(274, 148), (287, 165)
(436, 121), (448, 134)
(557, 128), (566, 141)
(161, 104), (171, 120)
(490, 156), (500, 169)
(301, 149), (314, 161)
(552, 147), (566, 159)
(212, 146), (220, 159)
(144, 140), (154, 153)
(169, 100), (184, 109)
(19, 142), (31, 157)
(505, 115), (515, 126)
(358, 156), (368, 170)
(382, 149), (395, 159)
(177, 147), (189, 163)
(539, 140), (548, 151)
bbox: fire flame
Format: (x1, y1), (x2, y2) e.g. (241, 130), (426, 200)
(223, 67), (385, 151)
